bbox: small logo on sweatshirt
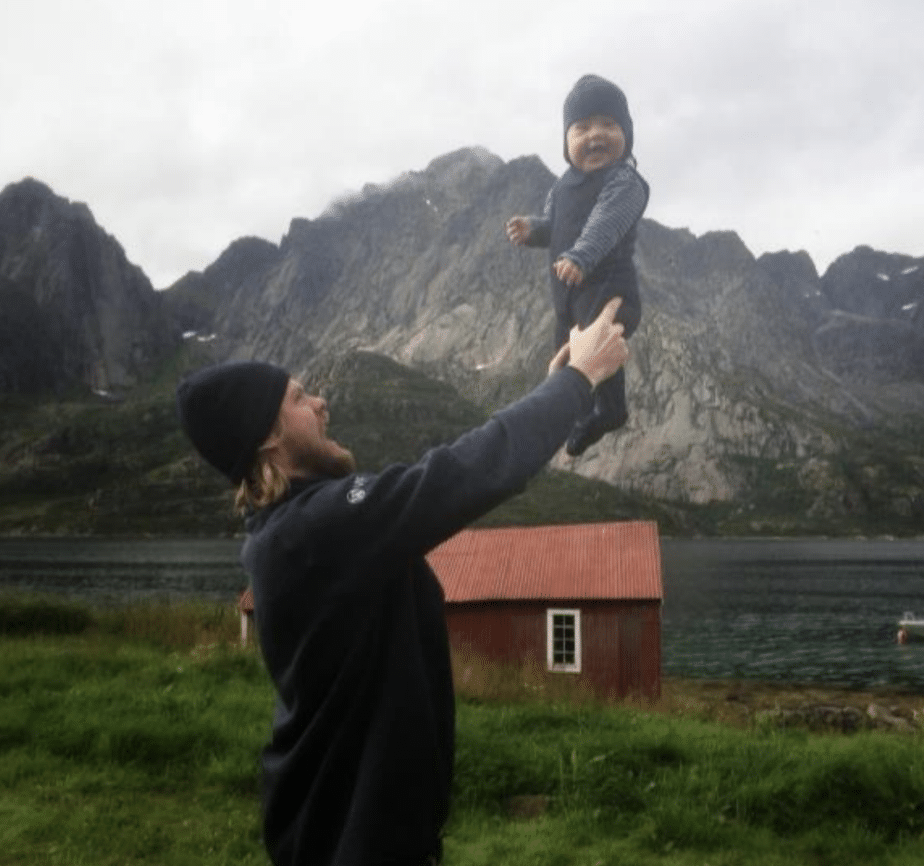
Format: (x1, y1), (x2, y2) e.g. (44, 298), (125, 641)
(346, 476), (369, 505)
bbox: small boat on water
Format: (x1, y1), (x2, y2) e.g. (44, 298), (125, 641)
(897, 612), (924, 643)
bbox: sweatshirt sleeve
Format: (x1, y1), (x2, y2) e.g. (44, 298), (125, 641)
(563, 164), (648, 274)
(339, 367), (593, 560)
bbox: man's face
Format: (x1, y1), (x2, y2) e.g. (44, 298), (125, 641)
(267, 379), (356, 479)
(566, 114), (626, 173)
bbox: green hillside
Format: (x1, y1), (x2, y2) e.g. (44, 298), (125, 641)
(0, 347), (679, 536)
(2, 345), (921, 538)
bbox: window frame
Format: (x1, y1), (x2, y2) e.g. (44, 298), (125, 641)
(546, 608), (582, 673)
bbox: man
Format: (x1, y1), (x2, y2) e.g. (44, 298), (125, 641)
(176, 298), (628, 866)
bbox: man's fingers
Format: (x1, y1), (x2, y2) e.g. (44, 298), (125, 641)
(574, 298), (624, 337)
(600, 296), (622, 321)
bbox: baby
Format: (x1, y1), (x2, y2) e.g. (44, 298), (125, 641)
(507, 74), (650, 456)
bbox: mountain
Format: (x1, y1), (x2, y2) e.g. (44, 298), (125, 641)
(1, 152), (922, 536)
(0, 178), (180, 395)
(1, 346), (675, 536)
(160, 147), (924, 533)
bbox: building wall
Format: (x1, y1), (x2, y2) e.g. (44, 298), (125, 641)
(445, 599), (661, 699)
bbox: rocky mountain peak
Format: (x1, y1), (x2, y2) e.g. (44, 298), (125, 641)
(425, 145), (504, 172)
(0, 178), (180, 395)
(419, 146), (505, 196)
(821, 246), (923, 320)
(0, 177), (55, 225)
(758, 249), (819, 286)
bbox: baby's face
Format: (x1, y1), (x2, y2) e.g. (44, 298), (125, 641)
(566, 114), (625, 173)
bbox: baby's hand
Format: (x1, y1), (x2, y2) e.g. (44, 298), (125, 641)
(505, 216), (531, 246)
(553, 257), (584, 287)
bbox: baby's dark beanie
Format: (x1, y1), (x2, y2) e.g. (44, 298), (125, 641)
(176, 361), (290, 485)
(563, 74), (633, 164)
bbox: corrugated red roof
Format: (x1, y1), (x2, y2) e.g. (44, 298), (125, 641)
(427, 521), (663, 603)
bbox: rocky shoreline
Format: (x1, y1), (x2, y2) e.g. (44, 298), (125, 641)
(659, 678), (924, 733)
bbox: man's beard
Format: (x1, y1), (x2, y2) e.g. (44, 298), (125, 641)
(304, 444), (357, 479)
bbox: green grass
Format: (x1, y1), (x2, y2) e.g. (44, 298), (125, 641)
(4, 595), (924, 864)
(0, 639), (270, 864)
(451, 702), (924, 865)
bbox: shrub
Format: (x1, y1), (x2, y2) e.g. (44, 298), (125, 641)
(0, 593), (95, 635)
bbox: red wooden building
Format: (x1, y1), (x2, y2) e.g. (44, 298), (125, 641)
(427, 521), (663, 699)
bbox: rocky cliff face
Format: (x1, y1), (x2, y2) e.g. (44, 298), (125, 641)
(814, 247), (924, 384)
(173, 148), (558, 407)
(0, 178), (180, 395)
(162, 147), (924, 522)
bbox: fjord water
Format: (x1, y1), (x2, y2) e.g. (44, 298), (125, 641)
(1, 536), (924, 689)
(661, 538), (924, 689)
(0, 537), (248, 605)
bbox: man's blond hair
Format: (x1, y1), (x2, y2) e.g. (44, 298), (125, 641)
(235, 448), (290, 514)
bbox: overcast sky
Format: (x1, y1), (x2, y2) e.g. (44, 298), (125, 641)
(2, 0), (921, 287)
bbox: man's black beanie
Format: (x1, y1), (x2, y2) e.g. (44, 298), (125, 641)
(563, 74), (633, 165)
(176, 361), (290, 485)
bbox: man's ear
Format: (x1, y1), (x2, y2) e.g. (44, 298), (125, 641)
(259, 430), (281, 455)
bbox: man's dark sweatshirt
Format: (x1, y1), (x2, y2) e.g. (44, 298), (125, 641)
(241, 367), (594, 866)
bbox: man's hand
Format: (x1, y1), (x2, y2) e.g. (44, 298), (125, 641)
(505, 216), (531, 246)
(548, 342), (570, 376)
(553, 257), (584, 287)
(566, 297), (628, 388)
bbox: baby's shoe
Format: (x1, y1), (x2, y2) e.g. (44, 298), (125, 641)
(565, 408), (628, 457)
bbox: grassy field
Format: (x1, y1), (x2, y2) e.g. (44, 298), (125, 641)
(3, 595), (924, 865)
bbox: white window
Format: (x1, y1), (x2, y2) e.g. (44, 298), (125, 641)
(546, 608), (582, 673)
